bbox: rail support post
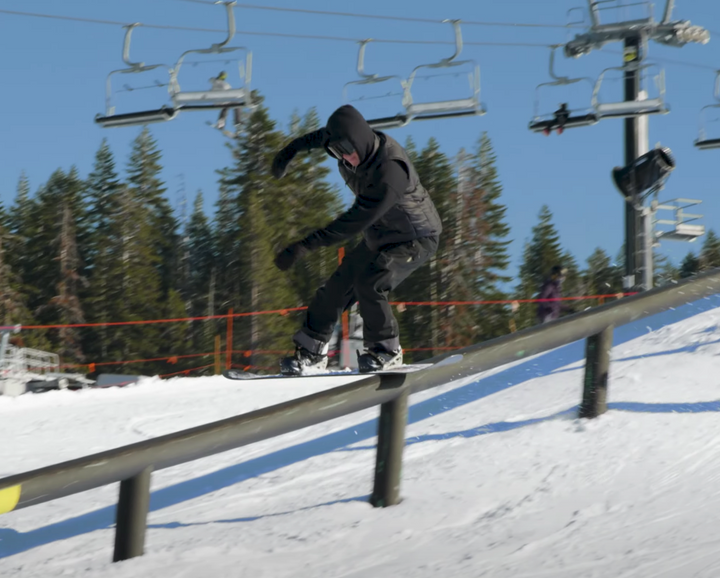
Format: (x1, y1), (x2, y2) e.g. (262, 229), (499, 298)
(113, 465), (153, 562)
(579, 325), (614, 419)
(370, 387), (409, 507)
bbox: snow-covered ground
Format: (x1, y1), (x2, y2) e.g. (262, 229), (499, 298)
(2, 296), (720, 577)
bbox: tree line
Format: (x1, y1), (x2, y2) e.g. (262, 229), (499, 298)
(1, 92), (718, 376)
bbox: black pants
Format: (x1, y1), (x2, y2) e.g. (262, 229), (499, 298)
(293, 236), (438, 354)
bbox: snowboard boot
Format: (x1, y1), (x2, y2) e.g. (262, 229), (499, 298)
(357, 346), (403, 373)
(280, 346), (329, 376)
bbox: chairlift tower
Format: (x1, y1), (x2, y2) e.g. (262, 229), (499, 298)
(561, 0), (709, 292)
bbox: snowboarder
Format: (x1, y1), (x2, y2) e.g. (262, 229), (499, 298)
(271, 104), (442, 375)
(210, 71), (241, 133)
(536, 265), (568, 324)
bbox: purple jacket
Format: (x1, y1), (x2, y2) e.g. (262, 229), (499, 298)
(537, 278), (562, 322)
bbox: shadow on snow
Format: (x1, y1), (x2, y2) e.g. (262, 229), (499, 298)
(2, 296), (719, 558)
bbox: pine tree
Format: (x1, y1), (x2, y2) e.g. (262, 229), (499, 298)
(679, 251), (700, 278)
(118, 128), (186, 373)
(21, 169), (88, 357)
(213, 170), (242, 322)
(700, 229), (720, 270)
(394, 137), (455, 357)
(126, 127), (179, 297)
(218, 94), (298, 367)
(460, 134), (512, 341)
(559, 250), (583, 314)
(404, 136), (418, 164)
(515, 205), (564, 329)
(97, 138), (167, 373)
(84, 140), (126, 362)
(653, 252), (679, 286)
(48, 202), (86, 362)
(85, 139), (122, 267)
(185, 190), (216, 356)
(0, 201), (29, 326)
(4, 173), (49, 350)
(8, 172), (38, 299)
(281, 108), (344, 305)
(582, 247), (623, 304)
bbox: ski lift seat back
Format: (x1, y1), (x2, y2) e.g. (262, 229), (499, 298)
(95, 23), (176, 128)
(400, 20), (487, 121)
(592, 62), (669, 119)
(168, 2), (254, 114)
(343, 39), (409, 129)
(528, 46), (597, 134)
(694, 71), (720, 150)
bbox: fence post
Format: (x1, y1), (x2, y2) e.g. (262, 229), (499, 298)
(579, 325), (613, 419)
(226, 309), (233, 370)
(214, 335), (221, 375)
(339, 247), (351, 367)
(113, 465), (153, 562)
(370, 387), (409, 508)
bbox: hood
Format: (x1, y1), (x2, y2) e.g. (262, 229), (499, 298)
(324, 105), (377, 164)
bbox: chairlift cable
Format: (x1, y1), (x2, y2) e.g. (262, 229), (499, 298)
(0, 7), (716, 69)
(0, 8), (220, 33)
(176, 0), (582, 30)
(0, 8), (551, 47)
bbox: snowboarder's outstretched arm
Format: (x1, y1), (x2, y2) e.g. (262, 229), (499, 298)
(271, 129), (327, 178)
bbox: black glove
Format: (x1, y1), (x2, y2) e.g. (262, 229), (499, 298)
(271, 129), (327, 179)
(274, 241), (310, 271)
(271, 145), (298, 179)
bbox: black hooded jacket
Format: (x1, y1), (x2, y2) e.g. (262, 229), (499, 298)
(291, 105), (442, 252)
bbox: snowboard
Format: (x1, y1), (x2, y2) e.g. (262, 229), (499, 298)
(222, 364), (429, 381)
(222, 354), (464, 381)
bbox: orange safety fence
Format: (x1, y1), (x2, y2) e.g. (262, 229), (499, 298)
(4, 293), (634, 377)
(60, 351), (217, 371)
(0, 293), (634, 332)
(159, 364), (216, 378)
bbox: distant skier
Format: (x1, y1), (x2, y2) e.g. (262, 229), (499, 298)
(210, 71), (241, 132)
(544, 103), (570, 136)
(537, 265), (568, 324)
(270, 104), (442, 375)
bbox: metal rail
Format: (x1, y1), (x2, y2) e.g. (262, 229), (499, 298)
(2, 267), (720, 561)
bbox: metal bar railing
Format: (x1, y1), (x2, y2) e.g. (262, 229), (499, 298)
(2, 267), (720, 562)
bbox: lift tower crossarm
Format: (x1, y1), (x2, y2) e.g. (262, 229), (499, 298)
(565, 0), (709, 58)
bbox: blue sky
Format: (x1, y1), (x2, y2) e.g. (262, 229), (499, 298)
(1, 0), (719, 282)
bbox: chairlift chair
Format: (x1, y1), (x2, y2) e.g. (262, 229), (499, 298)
(694, 71), (720, 150)
(653, 198), (705, 242)
(587, 0), (655, 30)
(400, 20), (486, 122)
(95, 24), (178, 128)
(528, 46), (598, 134)
(168, 2), (253, 113)
(591, 61), (669, 119)
(343, 40), (411, 130)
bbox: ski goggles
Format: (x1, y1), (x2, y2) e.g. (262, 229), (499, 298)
(326, 139), (355, 159)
